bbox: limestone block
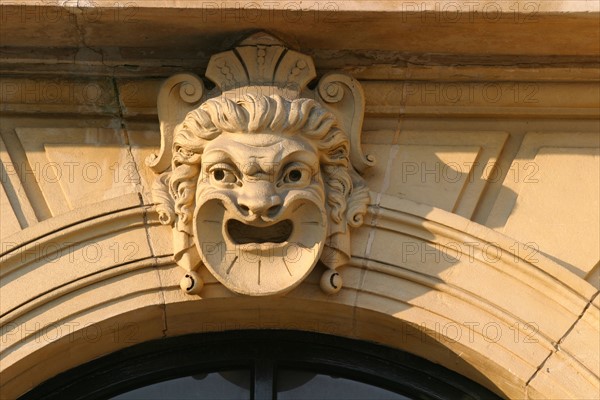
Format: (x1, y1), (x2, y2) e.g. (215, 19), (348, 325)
(487, 133), (600, 278)
(354, 291), (534, 399)
(145, 215), (174, 259)
(388, 145), (480, 210)
(13, 127), (139, 216)
(362, 129), (508, 219)
(116, 79), (161, 118)
(351, 306), (528, 399)
(0, 268), (165, 399)
(125, 129), (163, 203)
(0, 209), (153, 317)
(351, 194), (597, 396)
(0, 183), (22, 238)
(0, 134), (38, 234)
(559, 302), (600, 378)
(527, 348), (600, 400)
(43, 144), (142, 208)
(0, 77), (118, 116)
(0, 193), (142, 258)
(1, 267), (163, 358)
(363, 81), (600, 118)
(2, 2), (599, 59)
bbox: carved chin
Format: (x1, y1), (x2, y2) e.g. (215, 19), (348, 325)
(194, 198), (327, 296)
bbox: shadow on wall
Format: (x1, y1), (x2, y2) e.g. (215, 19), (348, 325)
(484, 144), (600, 281)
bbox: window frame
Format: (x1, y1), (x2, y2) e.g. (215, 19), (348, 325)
(20, 330), (501, 400)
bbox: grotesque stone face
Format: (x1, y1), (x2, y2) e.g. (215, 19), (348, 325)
(151, 57), (372, 296)
(149, 33), (372, 296)
(193, 132), (328, 295)
(152, 92), (370, 296)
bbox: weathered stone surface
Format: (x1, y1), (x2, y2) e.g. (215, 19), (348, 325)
(0, 3), (599, 399)
(1, 1), (599, 59)
(487, 132), (600, 278)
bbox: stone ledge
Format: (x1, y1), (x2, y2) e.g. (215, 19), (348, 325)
(1, 75), (599, 119)
(0, 2), (598, 59)
(12, 1), (600, 13)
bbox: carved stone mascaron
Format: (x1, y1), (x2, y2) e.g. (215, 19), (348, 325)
(147, 32), (373, 296)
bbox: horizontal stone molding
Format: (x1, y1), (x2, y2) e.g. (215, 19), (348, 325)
(1, 76), (599, 119)
(1, 2), (598, 58)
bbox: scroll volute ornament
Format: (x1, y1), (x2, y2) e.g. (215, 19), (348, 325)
(148, 32), (373, 296)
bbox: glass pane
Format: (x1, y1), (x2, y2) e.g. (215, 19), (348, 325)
(111, 370), (251, 400)
(277, 370), (411, 400)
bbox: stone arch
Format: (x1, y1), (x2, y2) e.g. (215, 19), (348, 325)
(1, 193), (597, 398)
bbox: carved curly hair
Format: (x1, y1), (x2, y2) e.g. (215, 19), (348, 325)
(154, 93), (369, 236)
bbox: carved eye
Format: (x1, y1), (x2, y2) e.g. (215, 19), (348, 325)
(210, 164), (238, 184)
(288, 169), (302, 182)
(282, 164), (310, 185)
(213, 169), (225, 181)
(176, 147), (193, 157)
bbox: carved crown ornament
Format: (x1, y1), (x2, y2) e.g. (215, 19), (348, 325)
(147, 32), (374, 296)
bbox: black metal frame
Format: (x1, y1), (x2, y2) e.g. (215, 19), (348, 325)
(20, 330), (502, 400)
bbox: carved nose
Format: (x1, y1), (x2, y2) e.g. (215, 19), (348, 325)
(238, 184), (282, 217)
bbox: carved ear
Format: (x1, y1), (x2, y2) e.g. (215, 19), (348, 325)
(146, 73), (205, 173)
(317, 73), (375, 173)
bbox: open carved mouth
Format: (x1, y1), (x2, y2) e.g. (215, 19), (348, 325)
(226, 219), (293, 245)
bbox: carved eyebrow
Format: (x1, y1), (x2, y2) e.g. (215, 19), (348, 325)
(201, 150), (237, 167)
(279, 150), (319, 170)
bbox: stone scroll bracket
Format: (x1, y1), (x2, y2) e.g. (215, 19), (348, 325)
(147, 32), (373, 297)
(317, 73), (375, 174)
(146, 73), (206, 174)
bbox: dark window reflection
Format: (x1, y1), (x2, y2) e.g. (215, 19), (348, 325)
(277, 370), (411, 400)
(110, 370), (251, 400)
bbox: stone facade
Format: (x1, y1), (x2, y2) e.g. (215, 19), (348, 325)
(1, 2), (599, 399)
